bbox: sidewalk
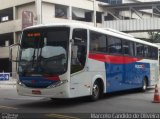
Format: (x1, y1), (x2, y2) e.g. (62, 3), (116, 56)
(0, 77), (16, 88)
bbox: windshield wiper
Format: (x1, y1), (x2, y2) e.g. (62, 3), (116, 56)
(32, 48), (36, 67)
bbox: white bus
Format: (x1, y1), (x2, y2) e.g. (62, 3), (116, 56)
(9, 23), (159, 101)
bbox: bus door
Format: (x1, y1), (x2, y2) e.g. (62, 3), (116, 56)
(70, 29), (90, 97)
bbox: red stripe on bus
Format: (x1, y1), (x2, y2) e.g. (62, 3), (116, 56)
(89, 53), (142, 64)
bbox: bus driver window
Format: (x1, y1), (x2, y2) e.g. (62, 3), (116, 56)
(71, 29), (87, 74)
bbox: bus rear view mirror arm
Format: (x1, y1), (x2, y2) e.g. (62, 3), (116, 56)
(9, 43), (21, 62)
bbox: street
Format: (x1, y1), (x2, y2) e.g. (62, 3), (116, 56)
(0, 85), (159, 119)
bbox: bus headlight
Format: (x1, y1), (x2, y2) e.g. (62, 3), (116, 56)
(47, 80), (68, 89)
(17, 80), (26, 87)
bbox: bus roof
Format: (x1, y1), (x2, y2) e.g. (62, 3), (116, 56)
(24, 23), (158, 48)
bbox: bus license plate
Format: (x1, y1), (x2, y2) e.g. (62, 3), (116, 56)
(32, 90), (41, 95)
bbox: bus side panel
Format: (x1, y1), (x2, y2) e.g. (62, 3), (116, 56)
(124, 62), (150, 89)
(106, 62), (150, 93)
(70, 71), (91, 98)
(105, 63), (124, 92)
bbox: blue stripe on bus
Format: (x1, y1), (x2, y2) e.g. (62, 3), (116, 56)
(105, 62), (150, 92)
(19, 76), (58, 88)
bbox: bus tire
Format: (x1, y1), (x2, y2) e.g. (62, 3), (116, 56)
(141, 78), (147, 92)
(90, 80), (101, 101)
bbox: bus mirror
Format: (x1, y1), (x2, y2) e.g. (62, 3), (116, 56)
(70, 39), (74, 44)
(9, 43), (20, 62)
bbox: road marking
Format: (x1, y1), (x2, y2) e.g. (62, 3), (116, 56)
(46, 114), (80, 119)
(0, 105), (18, 110)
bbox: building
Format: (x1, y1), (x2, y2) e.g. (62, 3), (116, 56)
(0, 0), (160, 76)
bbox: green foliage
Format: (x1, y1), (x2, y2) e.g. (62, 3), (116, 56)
(147, 32), (160, 43)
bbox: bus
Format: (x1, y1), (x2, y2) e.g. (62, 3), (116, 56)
(9, 23), (159, 101)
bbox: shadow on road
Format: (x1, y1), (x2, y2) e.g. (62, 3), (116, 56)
(18, 97), (93, 109)
(103, 88), (154, 99)
(17, 88), (154, 110)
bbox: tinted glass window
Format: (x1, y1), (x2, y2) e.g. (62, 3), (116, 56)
(90, 31), (107, 53)
(136, 43), (144, 57)
(55, 5), (68, 19)
(20, 27), (69, 75)
(71, 29), (87, 73)
(122, 40), (134, 56)
(144, 45), (149, 58)
(151, 47), (158, 60)
(108, 36), (122, 54)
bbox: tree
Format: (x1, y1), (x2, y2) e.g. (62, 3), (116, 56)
(147, 32), (160, 43)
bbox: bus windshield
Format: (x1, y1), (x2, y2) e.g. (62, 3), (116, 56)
(19, 27), (69, 76)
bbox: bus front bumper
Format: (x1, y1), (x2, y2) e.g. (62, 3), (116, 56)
(16, 81), (70, 98)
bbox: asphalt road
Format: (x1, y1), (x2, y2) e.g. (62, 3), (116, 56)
(0, 85), (159, 119)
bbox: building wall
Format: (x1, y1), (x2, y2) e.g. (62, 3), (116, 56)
(0, 0), (34, 10)
(16, 3), (36, 20)
(42, 2), (55, 23)
(43, 0), (95, 11)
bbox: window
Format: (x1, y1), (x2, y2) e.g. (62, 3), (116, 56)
(20, 27), (70, 75)
(144, 45), (149, 58)
(90, 31), (107, 53)
(0, 33), (13, 47)
(55, 5), (68, 19)
(72, 7), (93, 22)
(150, 47), (158, 60)
(71, 29), (87, 73)
(136, 43), (144, 57)
(96, 12), (102, 23)
(108, 36), (122, 54)
(1, 16), (9, 22)
(0, 8), (13, 23)
(122, 40), (134, 56)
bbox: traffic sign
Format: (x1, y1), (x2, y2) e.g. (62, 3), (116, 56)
(0, 73), (10, 81)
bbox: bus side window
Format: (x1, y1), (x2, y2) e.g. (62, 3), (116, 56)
(90, 31), (107, 53)
(71, 29), (87, 74)
(136, 43), (144, 58)
(122, 40), (134, 56)
(108, 36), (122, 54)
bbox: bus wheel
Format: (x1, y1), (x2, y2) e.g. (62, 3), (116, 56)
(141, 78), (147, 92)
(91, 81), (100, 101)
